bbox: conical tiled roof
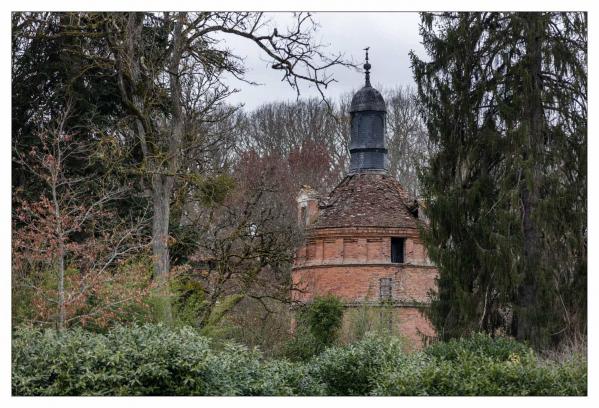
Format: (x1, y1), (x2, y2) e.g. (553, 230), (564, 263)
(313, 173), (420, 229)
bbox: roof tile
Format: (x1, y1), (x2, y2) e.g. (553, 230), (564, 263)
(313, 173), (420, 229)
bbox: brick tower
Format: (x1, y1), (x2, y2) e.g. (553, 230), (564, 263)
(291, 50), (437, 348)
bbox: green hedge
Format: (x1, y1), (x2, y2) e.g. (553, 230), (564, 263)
(371, 334), (587, 396)
(12, 325), (323, 396)
(12, 325), (586, 396)
(308, 334), (405, 395)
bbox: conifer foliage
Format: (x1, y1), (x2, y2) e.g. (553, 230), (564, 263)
(412, 12), (586, 348)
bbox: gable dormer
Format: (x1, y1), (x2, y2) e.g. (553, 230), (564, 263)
(297, 185), (319, 227)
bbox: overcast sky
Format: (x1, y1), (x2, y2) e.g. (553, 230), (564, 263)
(220, 12), (426, 110)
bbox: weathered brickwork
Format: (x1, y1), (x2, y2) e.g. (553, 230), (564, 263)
(295, 231), (433, 268)
(392, 307), (436, 349)
(292, 176), (439, 349)
(340, 307), (436, 351)
(292, 264), (437, 304)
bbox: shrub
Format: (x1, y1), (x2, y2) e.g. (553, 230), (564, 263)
(304, 295), (344, 347)
(12, 326), (586, 396)
(343, 303), (395, 343)
(259, 359), (327, 396)
(12, 324), (308, 396)
(225, 297), (294, 358)
(371, 334), (587, 396)
(283, 325), (321, 361)
(425, 332), (533, 362)
(308, 333), (405, 395)
(169, 272), (206, 327)
(284, 295), (344, 361)
(13, 324), (214, 395)
(372, 355), (587, 396)
(12, 325), (272, 395)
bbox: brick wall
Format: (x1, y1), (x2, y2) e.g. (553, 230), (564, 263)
(340, 306), (435, 350)
(295, 231), (431, 268)
(323, 238), (343, 263)
(292, 264), (437, 304)
(291, 225), (438, 349)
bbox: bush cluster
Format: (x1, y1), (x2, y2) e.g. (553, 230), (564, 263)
(12, 324), (324, 396)
(372, 334), (587, 396)
(12, 325), (586, 396)
(284, 295), (344, 361)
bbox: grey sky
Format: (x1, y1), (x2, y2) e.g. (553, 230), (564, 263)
(221, 12), (426, 110)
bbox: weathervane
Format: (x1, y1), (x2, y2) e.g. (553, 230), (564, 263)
(363, 46), (371, 87)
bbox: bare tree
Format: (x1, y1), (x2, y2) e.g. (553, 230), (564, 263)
(236, 97), (352, 193)
(179, 150), (303, 329)
(384, 86), (432, 197)
(235, 87), (431, 197)
(102, 13), (352, 321)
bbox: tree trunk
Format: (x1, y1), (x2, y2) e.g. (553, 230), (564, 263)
(149, 12), (184, 325)
(516, 12), (546, 344)
(51, 171), (66, 331)
(152, 174), (174, 323)
(57, 242), (65, 331)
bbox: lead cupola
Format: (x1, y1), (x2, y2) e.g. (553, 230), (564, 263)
(349, 47), (388, 174)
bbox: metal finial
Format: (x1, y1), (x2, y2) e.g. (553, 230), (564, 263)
(363, 47), (371, 86)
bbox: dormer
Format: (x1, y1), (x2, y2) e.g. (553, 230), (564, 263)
(297, 185), (319, 227)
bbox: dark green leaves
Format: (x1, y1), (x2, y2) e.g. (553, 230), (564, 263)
(412, 12), (586, 347)
(12, 326), (586, 396)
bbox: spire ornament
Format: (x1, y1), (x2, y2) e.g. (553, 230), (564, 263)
(363, 46), (371, 87)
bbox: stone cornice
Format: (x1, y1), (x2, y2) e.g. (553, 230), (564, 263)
(290, 299), (431, 309)
(344, 300), (431, 308)
(292, 262), (437, 271)
(305, 226), (421, 239)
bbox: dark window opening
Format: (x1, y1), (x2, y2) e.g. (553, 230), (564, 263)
(300, 206), (307, 226)
(380, 277), (393, 300)
(391, 237), (404, 263)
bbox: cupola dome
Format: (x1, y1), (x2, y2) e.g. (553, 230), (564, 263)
(348, 47), (388, 173)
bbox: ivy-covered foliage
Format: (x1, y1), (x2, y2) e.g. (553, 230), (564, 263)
(12, 325), (586, 396)
(304, 295), (344, 347)
(284, 295), (344, 360)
